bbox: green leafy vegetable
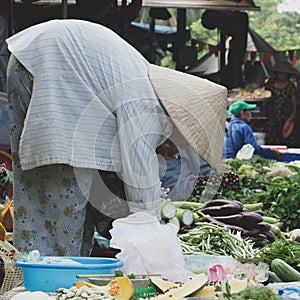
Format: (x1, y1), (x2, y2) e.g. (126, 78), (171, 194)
(232, 286), (281, 300)
(114, 270), (124, 277)
(218, 157), (300, 231)
(257, 239), (300, 269)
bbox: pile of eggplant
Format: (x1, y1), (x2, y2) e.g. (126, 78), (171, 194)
(200, 199), (275, 247)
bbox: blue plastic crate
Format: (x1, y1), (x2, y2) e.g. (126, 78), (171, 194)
(276, 153), (300, 162)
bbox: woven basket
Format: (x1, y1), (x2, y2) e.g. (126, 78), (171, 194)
(0, 240), (23, 295)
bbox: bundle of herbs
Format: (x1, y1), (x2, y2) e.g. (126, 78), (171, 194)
(257, 238), (300, 269)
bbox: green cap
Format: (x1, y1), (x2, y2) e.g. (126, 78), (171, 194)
(229, 101), (257, 116)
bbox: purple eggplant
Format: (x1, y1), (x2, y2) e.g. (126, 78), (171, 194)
(225, 224), (247, 235)
(263, 230), (275, 242)
(254, 240), (266, 248)
(255, 222), (271, 233)
(213, 214), (243, 226)
(201, 204), (243, 216)
(253, 210), (264, 216)
(239, 211), (263, 229)
(245, 236), (260, 243)
(206, 216), (228, 227)
(243, 228), (260, 237)
(204, 199), (244, 210)
(208, 217), (247, 235)
(257, 233), (268, 241)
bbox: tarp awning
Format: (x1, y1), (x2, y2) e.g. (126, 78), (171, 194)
(188, 27), (275, 76)
(15, 0), (260, 11)
(140, 0), (260, 11)
(247, 28), (275, 52)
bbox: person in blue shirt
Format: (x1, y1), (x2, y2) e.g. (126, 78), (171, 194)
(158, 139), (242, 200)
(224, 101), (283, 159)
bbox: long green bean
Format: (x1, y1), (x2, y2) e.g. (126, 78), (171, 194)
(178, 222), (259, 259)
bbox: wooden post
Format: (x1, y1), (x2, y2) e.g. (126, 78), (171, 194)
(8, 0), (14, 36)
(176, 8), (186, 71)
(62, 0), (68, 19)
(220, 30), (227, 85)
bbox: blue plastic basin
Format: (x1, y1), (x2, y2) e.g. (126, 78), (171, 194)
(16, 256), (123, 292)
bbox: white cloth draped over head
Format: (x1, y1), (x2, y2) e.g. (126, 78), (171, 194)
(6, 19), (176, 215)
(6, 19), (172, 172)
(6, 19), (227, 214)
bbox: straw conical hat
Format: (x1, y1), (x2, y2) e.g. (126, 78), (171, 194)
(272, 61), (299, 76)
(148, 64), (227, 169)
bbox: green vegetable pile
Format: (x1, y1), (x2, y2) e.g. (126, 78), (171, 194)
(191, 156), (300, 231)
(178, 222), (258, 259)
(257, 239), (300, 269)
(231, 286), (281, 300)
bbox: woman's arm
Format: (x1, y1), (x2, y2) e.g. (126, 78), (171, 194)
(116, 100), (173, 218)
(243, 124), (272, 156)
(291, 93), (297, 119)
(167, 146), (201, 200)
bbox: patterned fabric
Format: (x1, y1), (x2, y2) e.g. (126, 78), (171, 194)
(0, 16), (9, 92)
(7, 56), (91, 255)
(264, 78), (297, 146)
(0, 164), (9, 202)
(7, 56), (129, 256)
(192, 171), (242, 197)
(7, 20), (206, 255)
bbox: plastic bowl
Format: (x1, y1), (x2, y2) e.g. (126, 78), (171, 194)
(16, 256), (123, 292)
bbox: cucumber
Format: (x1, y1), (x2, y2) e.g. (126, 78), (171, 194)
(267, 271), (282, 283)
(271, 258), (300, 282)
(172, 201), (205, 210)
(243, 203), (263, 212)
(262, 216), (280, 224)
(269, 224), (282, 236)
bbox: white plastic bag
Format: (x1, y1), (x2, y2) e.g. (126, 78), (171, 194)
(236, 144), (255, 160)
(109, 212), (193, 282)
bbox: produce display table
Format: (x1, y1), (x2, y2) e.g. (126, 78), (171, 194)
(2, 156), (300, 300)
(261, 146), (300, 162)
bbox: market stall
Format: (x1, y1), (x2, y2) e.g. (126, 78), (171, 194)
(0, 155), (300, 300)
(1, 1), (300, 300)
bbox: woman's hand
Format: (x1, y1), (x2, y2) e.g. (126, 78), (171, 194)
(271, 149), (284, 159)
(290, 112), (296, 121)
(282, 116), (295, 139)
